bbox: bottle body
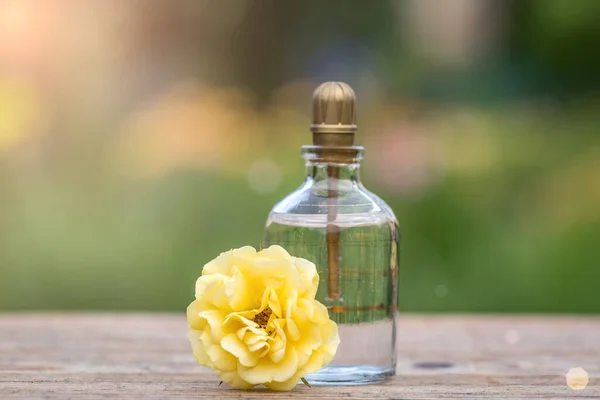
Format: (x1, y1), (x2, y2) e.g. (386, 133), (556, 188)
(263, 146), (399, 385)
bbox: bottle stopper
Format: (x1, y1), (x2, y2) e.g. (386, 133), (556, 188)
(311, 82), (357, 147)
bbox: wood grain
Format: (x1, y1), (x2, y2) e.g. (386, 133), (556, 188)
(1, 314), (599, 399)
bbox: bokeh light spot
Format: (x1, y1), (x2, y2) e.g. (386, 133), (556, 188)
(0, 77), (43, 150)
(566, 367), (589, 391)
(247, 159), (282, 195)
(504, 329), (520, 345)
(434, 284), (448, 298)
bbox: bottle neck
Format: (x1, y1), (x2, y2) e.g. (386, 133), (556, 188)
(301, 145), (364, 184)
(305, 162), (361, 183)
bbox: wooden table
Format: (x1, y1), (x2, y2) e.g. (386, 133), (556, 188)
(1, 314), (598, 399)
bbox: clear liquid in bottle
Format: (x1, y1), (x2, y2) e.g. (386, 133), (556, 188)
(265, 212), (399, 384)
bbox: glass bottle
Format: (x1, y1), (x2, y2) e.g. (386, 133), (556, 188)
(263, 82), (400, 385)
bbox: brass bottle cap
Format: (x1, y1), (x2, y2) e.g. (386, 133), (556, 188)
(311, 81), (357, 146)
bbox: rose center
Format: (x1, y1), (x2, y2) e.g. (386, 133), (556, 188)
(253, 307), (272, 329)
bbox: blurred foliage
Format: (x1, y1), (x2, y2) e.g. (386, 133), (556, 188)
(0, 0), (599, 312)
(1, 103), (599, 312)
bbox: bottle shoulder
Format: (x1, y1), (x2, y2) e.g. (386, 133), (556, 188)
(268, 180), (397, 226)
(358, 185), (398, 223)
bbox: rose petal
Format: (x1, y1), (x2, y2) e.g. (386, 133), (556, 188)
(206, 344), (238, 372)
(198, 309), (226, 341)
(221, 333), (260, 367)
(257, 245), (292, 261)
(321, 320), (340, 365)
(218, 370), (255, 390)
(293, 257), (319, 297)
(269, 321), (287, 363)
(202, 246), (257, 277)
(311, 299), (330, 323)
(224, 312), (259, 333)
(247, 340), (269, 354)
(236, 325), (268, 342)
(299, 348), (326, 377)
(284, 291), (298, 320)
(266, 288), (282, 318)
(238, 257), (304, 294)
(186, 300), (205, 330)
(285, 319), (300, 342)
(238, 347), (298, 385)
(187, 329), (209, 365)
(297, 298), (314, 318)
(263, 371), (303, 391)
(293, 323), (323, 366)
(263, 278), (284, 290)
(195, 274), (229, 310)
(225, 266), (259, 311)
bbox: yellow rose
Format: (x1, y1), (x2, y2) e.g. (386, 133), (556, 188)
(187, 245), (340, 391)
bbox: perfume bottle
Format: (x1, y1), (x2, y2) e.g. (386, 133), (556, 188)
(263, 82), (400, 385)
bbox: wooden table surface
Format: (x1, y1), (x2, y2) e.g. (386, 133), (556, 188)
(0, 314), (598, 399)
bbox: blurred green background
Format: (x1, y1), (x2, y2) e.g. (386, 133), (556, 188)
(0, 0), (599, 312)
